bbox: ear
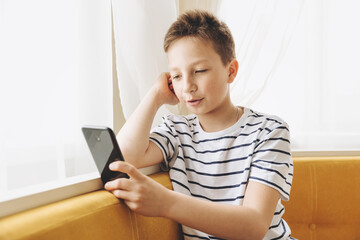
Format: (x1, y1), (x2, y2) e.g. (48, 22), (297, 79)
(227, 59), (239, 83)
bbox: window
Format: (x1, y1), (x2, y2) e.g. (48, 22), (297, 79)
(0, 0), (112, 203)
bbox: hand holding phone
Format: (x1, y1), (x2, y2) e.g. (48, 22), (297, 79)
(82, 126), (128, 184)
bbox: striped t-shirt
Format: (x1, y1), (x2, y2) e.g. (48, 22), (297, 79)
(150, 107), (294, 240)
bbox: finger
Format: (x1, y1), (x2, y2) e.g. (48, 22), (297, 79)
(112, 190), (141, 205)
(108, 160), (125, 171)
(164, 72), (171, 78)
(168, 79), (174, 92)
(104, 177), (131, 191)
(124, 200), (139, 212)
(109, 161), (144, 180)
(111, 189), (132, 201)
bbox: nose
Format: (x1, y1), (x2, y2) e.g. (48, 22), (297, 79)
(182, 74), (197, 94)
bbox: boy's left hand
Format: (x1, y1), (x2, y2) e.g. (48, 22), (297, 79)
(104, 161), (171, 217)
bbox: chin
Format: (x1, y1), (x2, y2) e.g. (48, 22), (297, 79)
(186, 107), (206, 116)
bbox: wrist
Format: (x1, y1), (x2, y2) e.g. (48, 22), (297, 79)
(148, 86), (166, 108)
(159, 189), (179, 219)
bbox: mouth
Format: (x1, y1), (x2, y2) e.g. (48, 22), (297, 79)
(187, 98), (204, 106)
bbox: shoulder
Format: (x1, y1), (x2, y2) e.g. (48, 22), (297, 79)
(161, 114), (198, 129)
(152, 114), (199, 137)
(163, 113), (197, 123)
(245, 108), (289, 131)
(240, 108), (290, 142)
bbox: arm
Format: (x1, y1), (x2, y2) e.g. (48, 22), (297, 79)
(165, 181), (279, 240)
(105, 161), (280, 240)
(117, 73), (179, 168)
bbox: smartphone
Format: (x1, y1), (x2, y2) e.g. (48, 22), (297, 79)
(168, 77), (175, 93)
(82, 126), (128, 184)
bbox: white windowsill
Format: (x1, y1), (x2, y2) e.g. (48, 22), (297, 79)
(292, 149), (360, 157)
(0, 172), (103, 218)
(0, 164), (160, 218)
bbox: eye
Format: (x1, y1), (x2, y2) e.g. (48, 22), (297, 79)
(171, 74), (181, 80)
(170, 72), (182, 80)
(195, 69), (207, 74)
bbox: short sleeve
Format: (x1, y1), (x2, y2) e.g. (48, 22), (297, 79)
(149, 115), (179, 171)
(249, 121), (293, 201)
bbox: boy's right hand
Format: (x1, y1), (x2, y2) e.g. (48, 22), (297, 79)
(153, 72), (179, 106)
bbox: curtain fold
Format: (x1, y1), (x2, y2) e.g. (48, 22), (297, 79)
(218, 0), (304, 106)
(111, 0), (178, 127)
(0, 0), (113, 194)
(177, 0), (222, 15)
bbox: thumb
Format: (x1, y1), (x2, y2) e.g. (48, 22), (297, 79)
(110, 161), (144, 180)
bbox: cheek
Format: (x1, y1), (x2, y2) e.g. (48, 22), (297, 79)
(173, 84), (183, 98)
(206, 80), (228, 97)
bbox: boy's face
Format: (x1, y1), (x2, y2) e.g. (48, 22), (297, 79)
(167, 37), (236, 116)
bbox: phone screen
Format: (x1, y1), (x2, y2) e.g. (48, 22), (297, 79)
(82, 126), (128, 184)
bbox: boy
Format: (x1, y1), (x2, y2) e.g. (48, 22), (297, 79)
(105, 10), (294, 240)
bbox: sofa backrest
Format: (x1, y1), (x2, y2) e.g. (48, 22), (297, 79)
(0, 172), (182, 240)
(283, 156), (360, 240)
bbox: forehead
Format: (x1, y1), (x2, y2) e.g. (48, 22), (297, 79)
(167, 37), (222, 71)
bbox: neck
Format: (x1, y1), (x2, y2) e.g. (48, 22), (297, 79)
(198, 104), (242, 133)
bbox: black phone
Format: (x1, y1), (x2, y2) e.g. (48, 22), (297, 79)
(82, 126), (128, 184)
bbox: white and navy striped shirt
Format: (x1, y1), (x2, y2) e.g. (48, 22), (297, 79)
(150, 107), (294, 240)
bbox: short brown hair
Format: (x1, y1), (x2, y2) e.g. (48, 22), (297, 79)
(164, 10), (235, 65)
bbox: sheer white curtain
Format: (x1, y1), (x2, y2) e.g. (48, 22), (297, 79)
(111, 0), (304, 126)
(111, 0), (178, 127)
(111, 0), (223, 125)
(219, 0), (360, 151)
(0, 0), (113, 198)
(219, 0), (304, 107)
(177, 0), (221, 15)
(281, 0), (360, 151)
(112, 0), (359, 152)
